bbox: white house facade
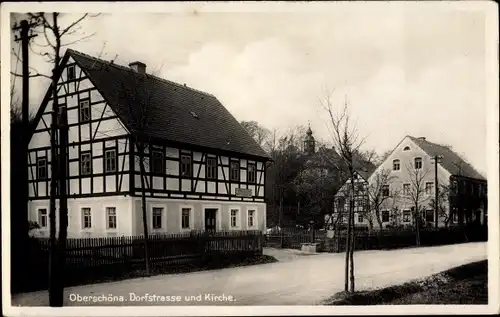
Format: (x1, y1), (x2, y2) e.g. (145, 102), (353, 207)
(27, 49), (270, 238)
(327, 135), (487, 230)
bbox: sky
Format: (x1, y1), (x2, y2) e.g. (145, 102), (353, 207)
(8, 3), (493, 175)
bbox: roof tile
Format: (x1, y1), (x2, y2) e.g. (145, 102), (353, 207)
(67, 49), (271, 160)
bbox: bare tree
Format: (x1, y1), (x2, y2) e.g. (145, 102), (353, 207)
(113, 65), (165, 276)
(429, 184), (451, 228)
(322, 89), (369, 293)
(366, 168), (398, 230)
(11, 12), (100, 306)
(240, 120), (271, 150)
(405, 163), (431, 246)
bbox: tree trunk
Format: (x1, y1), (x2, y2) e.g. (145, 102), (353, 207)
(349, 181), (356, 292)
(415, 210), (421, 247)
(367, 218), (374, 232)
(344, 204), (351, 292)
(375, 209), (383, 230)
(138, 144), (151, 276)
(279, 191), (284, 248)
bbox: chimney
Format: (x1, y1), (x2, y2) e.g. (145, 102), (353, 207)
(418, 137), (426, 141)
(129, 61), (146, 74)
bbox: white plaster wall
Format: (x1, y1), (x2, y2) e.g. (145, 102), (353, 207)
(28, 195), (133, 238)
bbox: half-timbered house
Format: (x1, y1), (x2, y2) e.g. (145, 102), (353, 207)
(27, 49), (270, 238)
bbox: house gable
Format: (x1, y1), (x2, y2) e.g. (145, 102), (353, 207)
(367, 136), (451, 186)
(27, 53), (131, 200)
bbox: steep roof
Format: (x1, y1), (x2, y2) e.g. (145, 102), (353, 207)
(408, 136), (485, 181)
(65, 49), (270, 160)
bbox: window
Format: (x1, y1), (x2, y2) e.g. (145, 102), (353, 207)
(206, 157), (217, 180)
(393, 159), (400, 171)
(403, 146), (410, 151)
(356, 184), (364, 194)
(426, 209), (434, 222)
(453, 210), (458, 223)
(152, 207), (163, 229)
(414, 157), (422, 169)
(79, 99), (90, 123)
(478, 184), (483, 196)
(425, 182), (434, 195)
(403, 184), (410, 196)
(382, 185), (389, 197)
(403, 210), (411, 222)
(37, 157), (47, 179)
(230, 209), (239, 228)
(67, 65), (75, 80)
(80, 151), (92, 175)
(248, 210), (255, 227)
(247, 163), (257, 184)
(106, 207), (117, 229)
(230, 161), (240, 181)
(470, 183), (475, 195)
(82, 208), (91, 229)
(180, 155), (192, 177)
(451, 180), (459, 194)
(382, 210), (390, 223)
(337, 197), (345, 212)
(338, 213), (345, 223)
(104, 149), (117, 173)
(357, 213), (363, 223)
(151, 150), (164, 174)
(181, 208), (191, 229)
(38, 209), (48, 228)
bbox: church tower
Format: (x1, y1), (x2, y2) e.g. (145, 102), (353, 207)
(303, 124), (316, 156)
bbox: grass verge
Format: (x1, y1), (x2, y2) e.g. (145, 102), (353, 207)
(322, 260), (488, 305)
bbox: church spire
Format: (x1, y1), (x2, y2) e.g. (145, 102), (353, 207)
(304, 122), (316, 155)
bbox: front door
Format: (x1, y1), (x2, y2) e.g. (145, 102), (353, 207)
(204, 209), (217, 232)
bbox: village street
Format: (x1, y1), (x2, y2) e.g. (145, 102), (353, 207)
(12, 242), (487, 306)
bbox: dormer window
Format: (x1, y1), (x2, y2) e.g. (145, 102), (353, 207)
(189, 111), (199, 119)
(403, 146), (410, 151)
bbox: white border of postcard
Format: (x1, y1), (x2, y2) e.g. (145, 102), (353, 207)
(2, 1), (499, 316)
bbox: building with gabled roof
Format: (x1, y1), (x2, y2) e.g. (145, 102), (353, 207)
(365, 135), (487, 229)
(27, 49), (271, 238)
(325, 135), (487, 231)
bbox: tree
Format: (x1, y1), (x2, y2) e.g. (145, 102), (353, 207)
(240, 120), (271, 150)
(366, 168), (398, 230)
(377, 149), (392, 165)
(429, 184), (451, 228)
(265, 126), (308, 229)
(294, 155), (341, 226)
(111, 63), (164, 276)
(322, 90), (370, 293)
(11, 12), (100, 306)
(405, 163), (431, 246)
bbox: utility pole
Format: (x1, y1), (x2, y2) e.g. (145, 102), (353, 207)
(57, 104), (69, 303)
(49, 14), (64, 304)
(12, 18), (38, 235)
(431, 155), (443, 229)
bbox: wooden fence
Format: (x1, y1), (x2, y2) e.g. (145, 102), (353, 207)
(264, 225), (487, 252)
(265, 228), (326, 249)
(323, 225), (487, 253)
(17, 230), (263, 293)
